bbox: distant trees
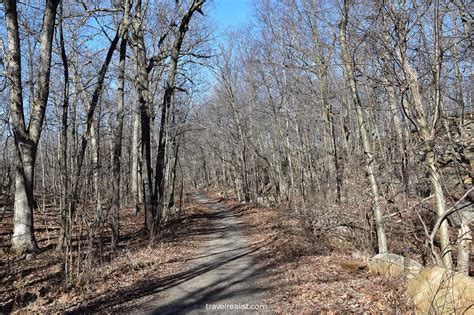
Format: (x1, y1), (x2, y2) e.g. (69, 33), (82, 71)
(184, 0), (472, 271)
(0, 0), (471, 275)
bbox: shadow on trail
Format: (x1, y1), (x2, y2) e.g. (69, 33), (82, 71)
(66, 242), (270, 314)
(145, 244), (269, 314)
(65, 194), (274, 314)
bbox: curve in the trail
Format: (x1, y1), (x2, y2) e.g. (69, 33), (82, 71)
(137, 192), (269, 314)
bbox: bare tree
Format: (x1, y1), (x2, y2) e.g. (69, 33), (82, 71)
(153, 0), (206, 220)
(4, 0), (60, 254)
(339, 0), (387, 254)
(388, 2), (453, 268)
(111, 0), (131, 250)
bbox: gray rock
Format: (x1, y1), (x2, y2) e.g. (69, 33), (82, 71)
(447, 200), (474, 227)
(25, 253), (35, 261)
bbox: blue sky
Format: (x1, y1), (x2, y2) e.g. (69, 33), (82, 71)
(210, 0), (252, 31)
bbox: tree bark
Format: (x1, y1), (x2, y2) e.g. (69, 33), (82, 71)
(70, 18), (124, 222)
(132, 0), (154, 234)
(131, 106), (142, 213)
(393, 4), (453, 268)
(456, 221), (471, 275)
(153, 0), (206, 220)
(57, 2), (70, 251)
(110, 0), (130, 250)
(339, 0), (388, 254)
(111, 35), (128, 250)
(4, 0), (60, 254)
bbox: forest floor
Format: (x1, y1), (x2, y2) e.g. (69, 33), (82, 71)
(1, 191), (415, 313)
(124, 192), (413, 313)
(205, 192), (414, 313)
(0, 195), (214, 313)
(121, 192), (268, 314)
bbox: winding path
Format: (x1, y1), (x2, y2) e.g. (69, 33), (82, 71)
(136, 193), (268, 314)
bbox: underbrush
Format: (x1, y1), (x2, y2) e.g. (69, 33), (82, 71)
(0, 196), (212, 313)
(213, 192), (415, 313)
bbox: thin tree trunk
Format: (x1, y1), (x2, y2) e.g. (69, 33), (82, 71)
(110, 0), (130, 249)
(456, 221), (471, 275)
(167, 140), (180, 209)
(339, 0), (388, 254)
(70, 20), (124, 223)
(132, 0), (154, 234)
(58, 2), (70, 251)
(111, 34), (128, 250)
(131, 107), (142, 213)
(398, 36), (453, 269)
(154, 0), (206, 220)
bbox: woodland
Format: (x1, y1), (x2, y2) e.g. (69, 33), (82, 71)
(0, 0), (472, 313)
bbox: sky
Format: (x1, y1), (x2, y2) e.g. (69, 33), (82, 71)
(210, 0), (253, 31)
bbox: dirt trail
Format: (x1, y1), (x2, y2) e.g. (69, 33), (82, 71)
(135, 193), (269, 314)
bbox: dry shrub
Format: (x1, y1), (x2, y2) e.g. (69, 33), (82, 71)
(219, 195), (415, 313)
(0, 196), (212, 313)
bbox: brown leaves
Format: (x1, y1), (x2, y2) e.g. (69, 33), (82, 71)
(0, 198), (213, 313)
(220, 198), (413, 313)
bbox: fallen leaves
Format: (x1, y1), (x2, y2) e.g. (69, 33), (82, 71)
(0, 197), (214, 313)
(219, 198), (414, 313)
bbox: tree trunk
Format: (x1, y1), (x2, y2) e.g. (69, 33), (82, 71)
(154, 0), (206, 220)
(339, 0), (388, 254)
(111, 34), (128, 250)
(456, 221), (471, 275)
(399, 51), (453, 269)
(4, 0), (60, 254)
(393, 5), (453, 268)
(12, 149), (37, 254)
(131, 107), (142, 213)
(58, 2), (70, 251)
(132, 0), (155, 234)
(167, 141), (180, 209)
(70, 19), (123, 224)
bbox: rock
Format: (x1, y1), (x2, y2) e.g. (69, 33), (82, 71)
(447, 200), (474, 227)
(25, 253), (35, 261)
(368, 253), (423, 278)
(407, 266), (474, 314)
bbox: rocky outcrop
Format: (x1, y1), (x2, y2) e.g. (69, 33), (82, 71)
(438, 117), (474, 227)
(407, 266), (474, 314)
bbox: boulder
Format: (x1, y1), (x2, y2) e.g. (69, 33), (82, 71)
(447, 200), (474, 227)
(368, 253), (423, 278)
(407, 266), (474, 314)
